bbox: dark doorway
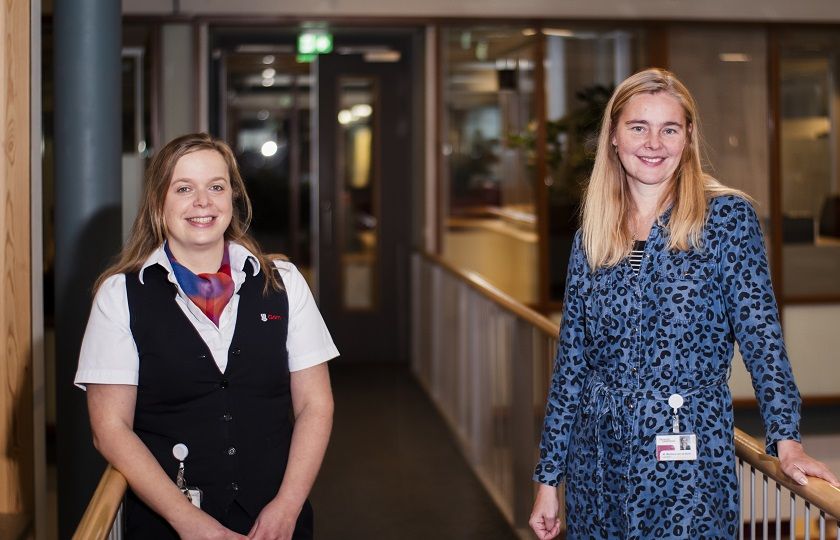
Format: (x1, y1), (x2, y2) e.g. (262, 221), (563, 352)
(316, 36), (415, 364)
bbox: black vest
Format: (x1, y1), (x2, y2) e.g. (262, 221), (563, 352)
(126, 263), (291, 520)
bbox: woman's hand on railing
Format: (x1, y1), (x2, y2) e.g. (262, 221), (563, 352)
(777, 439), (840, 487)
(529, 483), (562, 540)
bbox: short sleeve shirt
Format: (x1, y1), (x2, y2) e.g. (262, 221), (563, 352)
(74, 243), (338, 388)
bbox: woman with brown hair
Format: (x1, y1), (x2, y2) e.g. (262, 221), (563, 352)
(75, 133), (336, 539)
(529, 69), (838, 539)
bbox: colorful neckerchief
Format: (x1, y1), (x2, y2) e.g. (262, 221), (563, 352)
(164, 242), (235, 327)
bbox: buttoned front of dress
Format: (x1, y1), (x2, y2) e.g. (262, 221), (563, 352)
(535, 195), (801, 539)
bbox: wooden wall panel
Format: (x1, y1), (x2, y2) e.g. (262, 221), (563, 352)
(0, 0), (33, 517)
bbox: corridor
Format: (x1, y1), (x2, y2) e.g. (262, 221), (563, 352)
(310, 363), (519, 540)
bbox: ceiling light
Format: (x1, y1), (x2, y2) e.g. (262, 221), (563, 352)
(261, 141), (278, 157)
(543, 28), (574, 37)
(262, 68), (276, 78)
(364, 51), (401, 63)
(351, 104), (372, 118)
(719, 53), (751, 62)
(337, 110), (353, 125)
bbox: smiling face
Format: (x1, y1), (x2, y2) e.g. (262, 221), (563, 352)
(162, 149), (233, 260)
(611, 91), (689, 194)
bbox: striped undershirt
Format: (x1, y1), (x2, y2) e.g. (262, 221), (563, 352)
(629, 240), (646, 273)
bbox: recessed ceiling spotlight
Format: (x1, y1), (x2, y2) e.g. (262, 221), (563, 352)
(261, 140), (278, 157)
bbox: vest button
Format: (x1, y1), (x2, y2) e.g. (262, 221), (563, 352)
(230, 482), (239, 491)
(221, 413), (233, 421)
(227, 446), (237, 456)
(231, 348), (241, 356)
(219, 380), (229, 389)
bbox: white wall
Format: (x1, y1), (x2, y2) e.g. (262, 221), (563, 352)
(124, 0), (840, 20)
(729, 305), (840, 400)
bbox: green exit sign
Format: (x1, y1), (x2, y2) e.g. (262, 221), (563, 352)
(298, 32), (333, 55)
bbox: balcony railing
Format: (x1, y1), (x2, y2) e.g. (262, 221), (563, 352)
(412, 251), (840, 538)
(735, 429), (840, 539)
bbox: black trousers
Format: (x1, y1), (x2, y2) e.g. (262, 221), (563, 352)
(124, 491), (314, 539)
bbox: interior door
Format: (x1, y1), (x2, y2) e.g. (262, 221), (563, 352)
(316, 45), (413, 363)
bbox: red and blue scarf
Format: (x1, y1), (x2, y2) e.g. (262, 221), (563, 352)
(164, 243), (235, 327)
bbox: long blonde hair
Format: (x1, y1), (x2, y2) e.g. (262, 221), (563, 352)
(94, 133), (281, 293)
(581, 68), (747, 271)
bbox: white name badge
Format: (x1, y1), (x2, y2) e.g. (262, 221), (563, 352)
(183, 487), (203, 508)
(655, 433), (697, 461)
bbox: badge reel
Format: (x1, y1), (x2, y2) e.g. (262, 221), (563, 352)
(655, 394), (697, 462)
(173, 443), (203, 508)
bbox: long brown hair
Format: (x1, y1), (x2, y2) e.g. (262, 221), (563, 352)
(94, 132), (281, 293)
(581, 68), (748, 271)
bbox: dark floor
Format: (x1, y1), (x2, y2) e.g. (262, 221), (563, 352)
(309, 363), (518, 540)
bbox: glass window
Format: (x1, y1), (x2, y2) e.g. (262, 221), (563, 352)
(441, 26), (539, 305)
(779, 31), (840, 299)
(441, 26), (646, 306)
(670, 27), (770, 212)
(543, 27), (647, 302)
(221, 49), (313, 267)
(337, 77), (378, 310)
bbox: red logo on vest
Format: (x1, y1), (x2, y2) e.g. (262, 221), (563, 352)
(260, 313), (283, 322)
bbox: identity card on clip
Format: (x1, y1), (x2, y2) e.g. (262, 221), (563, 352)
(655, 433), (697, 461)
(656, 393), (697, 462)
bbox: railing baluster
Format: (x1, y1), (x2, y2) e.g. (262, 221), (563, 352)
(818, 510), (824, 540)
(750, 465), (755, 540)
(790, 491), (796, 540)
(763, 473), (768, 540)
(739, 459), (744, 540)
(775, 483), (781, 540)
(107, 503), (123, 540)
(804, 501), (810, 539)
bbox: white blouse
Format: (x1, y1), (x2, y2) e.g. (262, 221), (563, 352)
(74, 243), (338, 388)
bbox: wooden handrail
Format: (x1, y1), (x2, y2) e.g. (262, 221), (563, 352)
(421, 251), (559, 338)
(73, 465), (127, 540)
(734, 427), (840, 519)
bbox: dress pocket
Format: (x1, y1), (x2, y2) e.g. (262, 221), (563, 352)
(583, 276), (613, 340)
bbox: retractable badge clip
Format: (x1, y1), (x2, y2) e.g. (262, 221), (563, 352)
(173, 443), (203, 508)
(668, 393), (684, 433)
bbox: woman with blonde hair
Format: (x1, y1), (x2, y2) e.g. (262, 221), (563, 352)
(529, 68), (837, 539)
(75, 133), (337, 539)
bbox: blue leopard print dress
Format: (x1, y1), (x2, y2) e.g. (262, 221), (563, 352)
(534, 195), (801, 539)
